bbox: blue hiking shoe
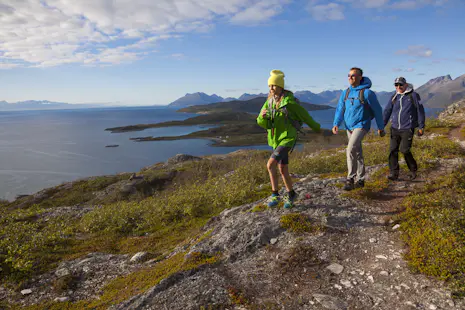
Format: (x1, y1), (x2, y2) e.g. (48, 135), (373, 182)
(267, 194), (280, 208)
(283, 193), (296, 209)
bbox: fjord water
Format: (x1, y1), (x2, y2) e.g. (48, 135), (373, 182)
(0, 106), (440, 201)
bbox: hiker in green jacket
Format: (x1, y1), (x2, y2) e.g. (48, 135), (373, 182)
(257, 70), (321, 209)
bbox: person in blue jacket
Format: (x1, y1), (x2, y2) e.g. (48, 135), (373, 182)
(332, 67), (385, 191)
(383, 77), (425, 181)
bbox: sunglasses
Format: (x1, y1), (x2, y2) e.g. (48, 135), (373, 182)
(394, 83), (405, 87)
(348, 74), (358, 78)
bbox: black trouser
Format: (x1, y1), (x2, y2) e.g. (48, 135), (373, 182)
(389, 128), (417, 175)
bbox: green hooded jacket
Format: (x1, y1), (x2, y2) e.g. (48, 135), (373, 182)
(256, 91), (321, 149)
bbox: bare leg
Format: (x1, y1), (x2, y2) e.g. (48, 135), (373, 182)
(267, 158), (279, 191)
(279, 164), (293, 192)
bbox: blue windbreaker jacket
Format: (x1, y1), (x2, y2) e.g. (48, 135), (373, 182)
(383, 84), (425, 130)
(333, 77), (384, 131)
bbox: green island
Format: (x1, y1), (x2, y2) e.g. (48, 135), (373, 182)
(105, 97), (336, 147)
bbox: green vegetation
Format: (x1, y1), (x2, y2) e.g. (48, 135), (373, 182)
(280, 213), (321, 234)
(22, 252), (221, 310)
(105, 111), (256, 133)
(0, 151), (271, 284)
(2, 116), (465, 307)
(400, 166), (465, 297)
(130, 124), (345, 148)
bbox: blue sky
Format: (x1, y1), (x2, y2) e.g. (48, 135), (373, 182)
(0, 0), (464, 106)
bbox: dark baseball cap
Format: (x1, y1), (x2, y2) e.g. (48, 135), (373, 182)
(394, 77), (407, 85)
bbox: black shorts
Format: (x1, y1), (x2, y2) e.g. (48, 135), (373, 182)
(271, 146), (290, 165)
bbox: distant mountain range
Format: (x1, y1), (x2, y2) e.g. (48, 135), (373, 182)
(168, 74), (465, 109)
(3, 73), (464, 111)
(177, 97), (333, 114)
(0, 100), (112, 111)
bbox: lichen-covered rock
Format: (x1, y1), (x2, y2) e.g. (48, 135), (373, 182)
(166, 154), (202, 166)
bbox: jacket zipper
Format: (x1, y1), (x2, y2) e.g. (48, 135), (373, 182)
(398, 95), (403, 129)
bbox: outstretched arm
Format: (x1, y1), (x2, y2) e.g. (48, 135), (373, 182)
(366, 90), (384, 130)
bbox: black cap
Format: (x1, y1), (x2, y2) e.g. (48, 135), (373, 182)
(394, 77), (407, 84)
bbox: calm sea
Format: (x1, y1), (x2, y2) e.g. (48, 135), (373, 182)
(0, 106), (441, 200)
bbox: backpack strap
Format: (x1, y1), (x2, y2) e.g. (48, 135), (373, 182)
(344, 88), (350, 101)
(409, 92), (418, 109)
(344, 88), (366, 104)
(358, 88), (366, 105)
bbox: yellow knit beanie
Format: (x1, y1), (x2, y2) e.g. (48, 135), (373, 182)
(268, 69), (285, 89)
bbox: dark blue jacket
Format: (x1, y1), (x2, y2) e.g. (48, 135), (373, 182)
(333, 77), (384, 131)
(383, 85), (425, 130)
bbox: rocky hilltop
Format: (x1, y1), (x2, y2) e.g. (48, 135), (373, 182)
(2, 100), (465, 309)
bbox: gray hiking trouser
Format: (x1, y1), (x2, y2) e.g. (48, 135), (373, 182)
(346, 128), (366, 181)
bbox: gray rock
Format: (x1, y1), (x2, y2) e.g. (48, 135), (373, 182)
(188, 205), (283, 261)
(313, 294), (348, 310)
(270, 238), (278, 245)
(55, 268), (71, 278)
(166, 154), (202, 166)
(392, 224), (401, 230)
(130, 252), (151, 263)
(326, 263), (344, 274)
(54, 297), (70, 302)
(21, 289), (32, 295)
(340, 279), (353, 288)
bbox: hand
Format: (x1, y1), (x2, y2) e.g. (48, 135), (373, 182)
(332, 126), (338, 135)
(378, 129), (386, 137)
(261, 109), (268, 118)
(417, 129), (424, 137)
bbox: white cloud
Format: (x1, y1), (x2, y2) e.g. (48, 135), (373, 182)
(170, 53), (186, 60)
(307, 0), (451, 21)
(0, 63), (19, 69)
(230, 0), (290, 25)
(307, 2), (345, 21)
(0, 0), (289, 68)
(392, 67), (415, 72)
(362, 0), (390, 9)
(396, 45), (433, 58)
(390, 0), (451, 9)
(391, 1), (419, 9)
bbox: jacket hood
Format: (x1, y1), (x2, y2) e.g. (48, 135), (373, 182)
(278, 91), (295, 107)
(350, 77), (372, 91)
(397, 83), (414, 95)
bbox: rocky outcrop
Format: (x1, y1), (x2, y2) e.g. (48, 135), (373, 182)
(110, 169), (465, 310)
(165, 154), (202, 166)
(439, 98), (465, 121)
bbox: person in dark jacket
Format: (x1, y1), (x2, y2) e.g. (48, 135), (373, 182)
(383, 77), (425, 180)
